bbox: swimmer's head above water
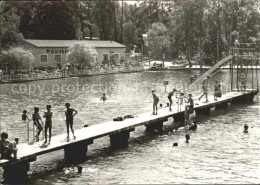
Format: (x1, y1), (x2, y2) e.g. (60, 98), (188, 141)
(244, 124), (249, 132)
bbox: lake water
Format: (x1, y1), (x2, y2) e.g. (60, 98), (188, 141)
(0, 70), (259, 184)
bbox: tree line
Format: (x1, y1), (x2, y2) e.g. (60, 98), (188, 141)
(0, 0), (260, 66)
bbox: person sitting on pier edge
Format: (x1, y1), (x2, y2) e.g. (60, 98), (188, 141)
(186, 93), (194, 114)
(168, 88), (176, 111)
(100, 93), (107, 101)
(0, 132), (17, 159)
(243, 124), (249, 133)
(190, 75), (197, 84)
(33, 107), (43, 142)
(152, 90), (159, 115)
(43, 105), (52, 144)
(199, 76), (210, 103)
(65, 103), (78, 141)
(240, 73), (246, 91)
(22, 110), (30, 121)
(189, 120), (197, 131)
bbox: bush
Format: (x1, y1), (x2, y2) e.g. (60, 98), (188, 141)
(66, 43), (97, 67)
(0, 47), (34, 71)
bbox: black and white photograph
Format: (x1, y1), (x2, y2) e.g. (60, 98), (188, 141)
(0, 0), (259, 184)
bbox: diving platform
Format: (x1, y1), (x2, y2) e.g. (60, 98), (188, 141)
(0, 89), (258, 182)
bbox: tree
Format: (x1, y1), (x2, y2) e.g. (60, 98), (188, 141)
(67, 43), (97, 67)
(0, 47), (34, 72)
(32, 1), (78, 39)
(0, 2), (24, 51)
(147, 22), (170, 63)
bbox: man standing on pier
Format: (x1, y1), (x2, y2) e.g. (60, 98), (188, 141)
(152, 90), (159, 115)
(168, 88), (176, 111)
(199, 76), (210, 103)
(65, 103), (78, 141)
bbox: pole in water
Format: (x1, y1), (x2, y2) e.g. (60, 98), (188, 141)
(78, 166), (83, 173)
(33, 122), (35, 142)
(27, 120), (30, 143)
(185, 134), (190, 143)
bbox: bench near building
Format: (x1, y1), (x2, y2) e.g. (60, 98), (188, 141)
(24, 39), (126, 68)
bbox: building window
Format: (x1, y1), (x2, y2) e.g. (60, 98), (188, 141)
(55, 55), (62, 63)
(103, 53), (109, 61)
(40, 55), (48, 63)
(114, 53), (120, 62)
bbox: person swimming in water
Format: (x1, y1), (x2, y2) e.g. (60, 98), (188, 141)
(190, 75), (197, 84)
(100, 93), (107, 101)
(243, 124), (249, 133)
(168, 88), (176, 111)
(22, 110), (30, 121)
(189, 120), (197, 131)
(32, 107), (43, 142)
(43, 105), (52, 144)
(65, 103), (78, 141)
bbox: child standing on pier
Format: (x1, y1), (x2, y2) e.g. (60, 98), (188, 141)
(43, 105), (52, 144)
(32, 107), (43, 142)
(65, 103), (78, 141)
(152, 91), (159, 115)
(168, 88), (176, 111)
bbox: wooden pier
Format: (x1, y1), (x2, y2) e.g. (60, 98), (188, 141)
(0, 89), (258, 182)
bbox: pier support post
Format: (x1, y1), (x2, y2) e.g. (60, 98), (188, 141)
(145, 121), (164, 132)
(215, 102), (228, 109)
(232, 96), (245, 104)
(64, 139), (93, 161)
(195, 107), (210, 115)
(109, 128), (135, 149)
(232, 93), (254, 104)
(173, 112), (185, 123)
(3, 160), (30, 183)
(245, 93), (254, 102)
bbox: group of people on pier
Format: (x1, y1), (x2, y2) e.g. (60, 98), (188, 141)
(152, 89), (194, 116)
(0, 103), (78, 160)
(152, 75), (223, 115)
(21, 103), (78, 144)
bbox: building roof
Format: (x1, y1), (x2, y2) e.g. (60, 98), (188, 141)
(25, 39), (125, 48)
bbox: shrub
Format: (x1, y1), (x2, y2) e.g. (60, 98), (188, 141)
(66, 43), (97, 67)
(0, 47), (34, 71)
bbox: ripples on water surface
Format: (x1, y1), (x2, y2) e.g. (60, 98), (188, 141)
(0, 70), (259, 184)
